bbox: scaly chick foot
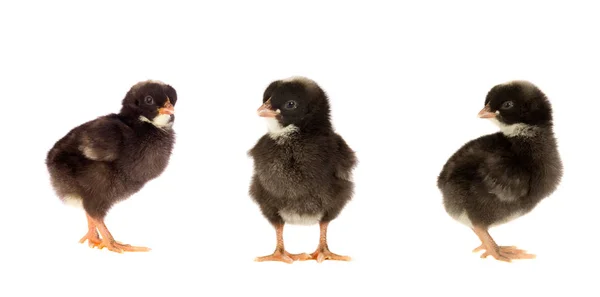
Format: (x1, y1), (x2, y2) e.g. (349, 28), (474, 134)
(91, 240), (151, 253)
(309, 247), (351, 263)
(473, 244), (535, 262)
(255, 250), (310, 264)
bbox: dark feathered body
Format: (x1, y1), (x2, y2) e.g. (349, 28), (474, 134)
(438, 129), (562, 227)
(248, 77), (357, 227)
(46, 80), (177, 220)
(437, 81), (563, 229)
(46, 115), (174, 218)
(249, 131), (356, 225)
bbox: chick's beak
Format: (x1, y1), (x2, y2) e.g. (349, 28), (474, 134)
(257, 98), (280, 118)
(478, 104), (496, 118)
(159, 98), (175, 115)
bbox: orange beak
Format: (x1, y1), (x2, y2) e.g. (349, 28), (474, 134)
(257, 98), (280, 118)
(159, 98), (175, 115)
(478, 104), (496, 118)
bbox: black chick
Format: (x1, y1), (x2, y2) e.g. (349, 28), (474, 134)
(437, 80), (563, 262)
(248, 76), (357, 263)
(46, 80), (177, 253)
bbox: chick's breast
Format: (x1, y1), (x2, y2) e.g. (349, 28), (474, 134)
(251, 136), (332, 200)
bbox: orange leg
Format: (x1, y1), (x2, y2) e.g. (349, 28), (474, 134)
(306, 222), (351, 263)
(79, 213), (150, 253)
(472, 226), (535, 262)
(79, 214), (101, 246)
(255, 224), (311, 264)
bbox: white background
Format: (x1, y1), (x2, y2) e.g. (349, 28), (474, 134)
(1, 0), (599, 296)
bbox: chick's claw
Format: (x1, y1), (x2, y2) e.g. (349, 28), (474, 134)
(88, 240), (150, 253)
(474, 245), (535, 262)
(255, 251), (294, 264)
(309, 249), (351, 263)
(255, 250), (310, 263)
(110, 242), (151, 252)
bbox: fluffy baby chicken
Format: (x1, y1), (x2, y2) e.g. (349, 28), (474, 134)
(249, 77), (357, 263)
(437, 80), (563, 262)
(46, 80), (177, 253)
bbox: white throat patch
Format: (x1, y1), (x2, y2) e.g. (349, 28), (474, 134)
(140, 114), (173, 129)
(265, 118), (298, 142)
(489, 118), (536, 138)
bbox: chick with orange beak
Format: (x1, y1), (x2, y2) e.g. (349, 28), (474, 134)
(136, 83), (176, 129)
(437, 80), (563, 262)
(248, 76), (358, 263)
(46, 80), (178, 253)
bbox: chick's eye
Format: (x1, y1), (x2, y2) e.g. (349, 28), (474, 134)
(284, 100), (297, 110)
(501, 101), (514, 109)
(144, 96), (154, 105)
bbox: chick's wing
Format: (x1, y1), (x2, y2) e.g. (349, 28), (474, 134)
(333, 134), (357, 181)
(478, 154), (531, 202)
(78, 117), (125, 162)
